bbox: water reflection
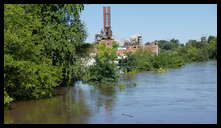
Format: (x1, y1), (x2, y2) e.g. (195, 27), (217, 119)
(120, 74), (137, 88)
(5, 85), (92, 124)
(4, 61), (217, 124)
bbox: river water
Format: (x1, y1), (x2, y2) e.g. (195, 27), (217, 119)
(4, 61), (217, 124)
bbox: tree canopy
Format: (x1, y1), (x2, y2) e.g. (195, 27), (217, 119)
(4, 4), (87, 108)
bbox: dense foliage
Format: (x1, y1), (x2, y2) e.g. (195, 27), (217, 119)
(119, 36), (217, 74)
(157, 39), (180, 50)
(84, 42), (119, 87)
(4, 4), (87, 108)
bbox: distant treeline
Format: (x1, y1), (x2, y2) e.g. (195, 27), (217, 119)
(119, 36), (217, 74)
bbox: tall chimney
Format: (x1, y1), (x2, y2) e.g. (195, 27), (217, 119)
(108, 7), (110, 26)
(103, 7), (106, 28)
(102, 6), (112, 39)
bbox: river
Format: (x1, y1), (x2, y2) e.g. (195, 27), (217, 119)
(4, 61), (217, 124)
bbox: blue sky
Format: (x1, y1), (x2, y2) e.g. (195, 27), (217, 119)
(80, 4), (217, 44)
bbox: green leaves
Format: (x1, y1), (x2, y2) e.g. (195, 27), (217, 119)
(4, 90), (13, 109)
(185, 36), (217, 61)
(86, 41), (119, 87)
(4, 4), (42, 63)
(119, 35), (216, 74)
(157, 39), (180, 50)
(4, 55), (62, 100)
(4, 4), (87, 107)
(37, 4), (87, 84)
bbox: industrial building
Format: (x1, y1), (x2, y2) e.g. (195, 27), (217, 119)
(94, 6), (160, 55)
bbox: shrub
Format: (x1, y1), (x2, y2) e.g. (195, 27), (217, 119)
(85, 42), (119, 87)
(4, 54), (62, 100)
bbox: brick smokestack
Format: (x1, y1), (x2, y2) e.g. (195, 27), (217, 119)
(108, 7), (110, 26)
(103, 7), (106, 28)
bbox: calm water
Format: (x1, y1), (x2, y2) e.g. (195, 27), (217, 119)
(4, 61), (217, 124)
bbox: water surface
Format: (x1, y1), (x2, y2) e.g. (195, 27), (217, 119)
(4, 61), (217, 124)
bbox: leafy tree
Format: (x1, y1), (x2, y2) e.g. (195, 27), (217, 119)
(34, 4), (87, 84)
(119, 52), (137, 73)
(186, 40), (205, 49)
(207, 36), (216, 44)
(157, 39), (180, 50)
(4, 5), (62, 107)
(4, 4), (87, 107)
(4, 55), (62, 100)
(207, 36), (217, 59)
(133, 49), (154, 71)
(201, 36), (207, 43)
(86, 41), (119, 86)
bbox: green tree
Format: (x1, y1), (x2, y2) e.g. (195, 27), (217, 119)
(34, 4), (87, 84)
(4, 5), (62, 107)
(4, 4), (87, 107)
(119, 52), (137, 73)
(157, 39), (180, 50)
(207, 36), (217, 59)
(86, 42), (119, 86)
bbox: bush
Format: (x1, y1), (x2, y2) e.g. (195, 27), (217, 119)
(4, 90), (13, 109)
(119, 47), (187, 73)
(4, 54), (62, 100)
(118, 52), (137, 73)
(85, 42), (119, 87)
